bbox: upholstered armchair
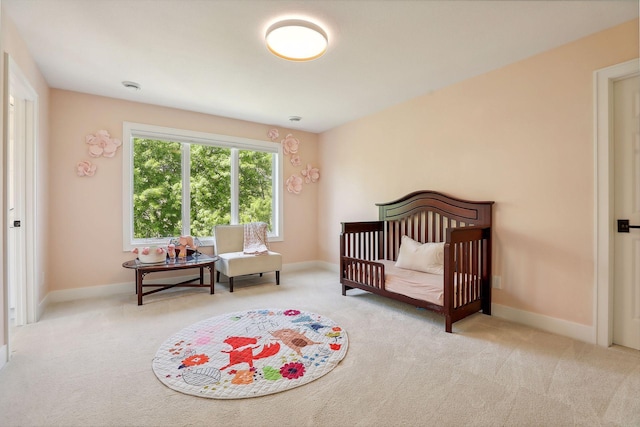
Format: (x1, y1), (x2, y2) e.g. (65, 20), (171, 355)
(213, 224), (282, 292)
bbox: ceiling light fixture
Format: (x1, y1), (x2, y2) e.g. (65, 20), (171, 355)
(266, 19), (328, 61)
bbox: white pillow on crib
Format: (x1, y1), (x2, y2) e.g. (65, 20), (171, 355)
(395, 235), (444, 274)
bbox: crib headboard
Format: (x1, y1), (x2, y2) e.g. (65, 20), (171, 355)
(376, 190), (494, 260)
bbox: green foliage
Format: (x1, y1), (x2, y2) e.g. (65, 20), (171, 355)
(133, 139), (182, 238)
(239, 150), (273, 226)
(189, 144), (231, 237)
(133, 138), (274, 240)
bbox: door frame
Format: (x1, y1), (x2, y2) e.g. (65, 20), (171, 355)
(594, 58), (640, 347)
(2, 55), (38, 363)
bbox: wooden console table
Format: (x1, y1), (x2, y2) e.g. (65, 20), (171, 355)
(122, 254), (219, 305)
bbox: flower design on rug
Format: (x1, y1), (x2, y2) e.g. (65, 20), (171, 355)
(326, 327), (344, 351)
(152, 309), (348, 399)
(280, 362), (305, 380)
(231, 370), (254, 385)
(180, 354), (210, 368)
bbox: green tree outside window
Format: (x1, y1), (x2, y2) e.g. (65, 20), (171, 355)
(132, 138), (275, 240)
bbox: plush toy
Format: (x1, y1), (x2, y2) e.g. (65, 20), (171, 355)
(176, 235), (198, 258)
(167, 244), (176, 259)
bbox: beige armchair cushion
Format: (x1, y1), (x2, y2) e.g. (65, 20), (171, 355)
(213, 224), (282, 292)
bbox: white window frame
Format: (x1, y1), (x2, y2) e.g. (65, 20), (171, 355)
(122, 122), (283, 250)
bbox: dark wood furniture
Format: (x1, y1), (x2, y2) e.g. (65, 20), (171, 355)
(122, 252), (219, 305)
(340, 190), (494, 332)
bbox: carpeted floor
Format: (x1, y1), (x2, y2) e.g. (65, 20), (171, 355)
(0, 267), (639, 426)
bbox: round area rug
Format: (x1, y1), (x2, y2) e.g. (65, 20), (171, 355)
(152, 308), (348, 399)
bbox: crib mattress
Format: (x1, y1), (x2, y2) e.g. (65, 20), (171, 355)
(378, 260), (445, 307)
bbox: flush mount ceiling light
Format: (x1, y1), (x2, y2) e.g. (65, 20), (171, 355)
(266, 19), (328, 61)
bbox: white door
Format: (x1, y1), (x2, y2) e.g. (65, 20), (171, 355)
(613, 74), (640, 350)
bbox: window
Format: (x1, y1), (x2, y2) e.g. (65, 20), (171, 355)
(122, 122), (283, 249)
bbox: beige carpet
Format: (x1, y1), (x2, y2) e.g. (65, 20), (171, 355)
(0, 267), (638, 426)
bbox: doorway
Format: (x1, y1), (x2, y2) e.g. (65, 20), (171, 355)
(7, 93), (26, 330)
(595, 58), (640, 349)
(612, 74), (640, 350)
(3, 55), (38, 363)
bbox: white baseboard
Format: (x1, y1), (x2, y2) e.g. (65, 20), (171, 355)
(48, 275), (213, 304)
(492, 303), (595, 344)
(0, 344), (7, 371)
(282, 261), (326, 272)
(41, 262), (595, 344)
(47, 262), (326, 303)
(37, 293), (50, 321)
(316, 260), (339, 273)
(295, 262), (596, 343)
(325, 260), (594, 343)
(48, 280), (134, 303)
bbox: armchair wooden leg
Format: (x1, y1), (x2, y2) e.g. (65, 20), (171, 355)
(229, 277), (234, 293)
(276, 271), (280, 285)
(216, 271), (220, 282)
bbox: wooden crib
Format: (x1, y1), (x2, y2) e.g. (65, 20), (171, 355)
(340, 191), (494, 332)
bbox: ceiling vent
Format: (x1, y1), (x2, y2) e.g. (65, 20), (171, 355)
(122, 81), (141, 91)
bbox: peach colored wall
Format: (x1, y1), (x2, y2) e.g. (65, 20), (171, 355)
(48, 90), (318, 291)
(318, 19), (639, 327)
(1, 7), (50, 348)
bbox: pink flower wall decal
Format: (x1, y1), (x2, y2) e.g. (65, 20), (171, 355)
(281, 134), (299, 155)
(85, 130), (122, 158)
(267, 128), (279, 141)
(301, 164), (320, 184)
(76, 160), (97, 177)
(285, 175), (303, 194)
(290, 154), (301, 167)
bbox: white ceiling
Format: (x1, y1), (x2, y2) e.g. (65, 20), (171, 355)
(3, 0), (638, 133)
